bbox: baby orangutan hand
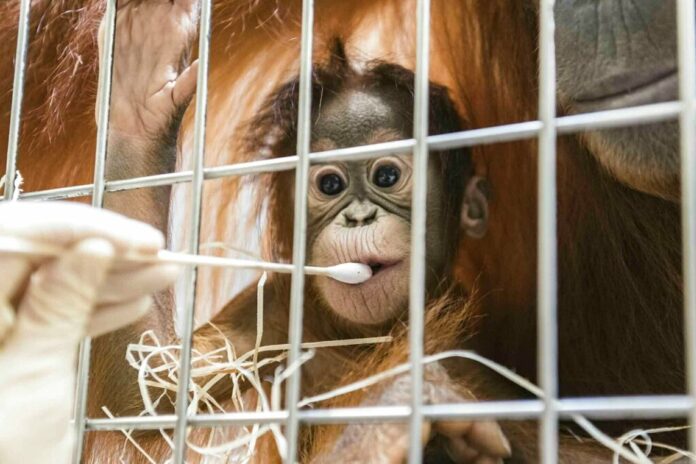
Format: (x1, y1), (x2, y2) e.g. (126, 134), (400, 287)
(312, 363), (511, 464)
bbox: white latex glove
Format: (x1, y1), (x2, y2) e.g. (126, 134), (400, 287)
(0, 201), (179, 464)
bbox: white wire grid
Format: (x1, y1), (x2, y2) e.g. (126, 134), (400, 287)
(2, 0), (696, 463)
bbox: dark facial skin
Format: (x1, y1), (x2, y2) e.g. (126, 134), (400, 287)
(238, 48), (488, 329)
(548, 1), (679, 199)
(307, 88), (448, 325)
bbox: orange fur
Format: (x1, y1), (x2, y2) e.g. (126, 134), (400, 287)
(0, 1), (686, 462)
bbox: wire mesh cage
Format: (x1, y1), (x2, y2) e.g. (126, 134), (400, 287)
(2, 0), (696, 463)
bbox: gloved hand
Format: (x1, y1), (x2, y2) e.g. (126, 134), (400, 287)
(0, 201), (179, 464)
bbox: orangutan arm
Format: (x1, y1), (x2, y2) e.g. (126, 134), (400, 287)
(101, 0), (198, 232)
(88, 0), (221, 418)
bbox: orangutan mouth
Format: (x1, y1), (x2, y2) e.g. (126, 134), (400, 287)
(367, 260), (400, 277)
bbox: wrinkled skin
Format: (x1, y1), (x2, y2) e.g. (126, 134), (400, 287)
(83, 5), (496, 459)
(553, 0), (680, 199)
(307, 89), (448, 325)
(5, 0), (683, 462)
(309, 151), (445, 325)
(311, 364), (511, 464)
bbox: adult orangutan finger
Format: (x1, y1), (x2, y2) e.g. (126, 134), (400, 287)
(172, 59), (198, 107)
(175, 0), (199, 12)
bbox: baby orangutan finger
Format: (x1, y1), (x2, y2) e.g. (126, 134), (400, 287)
(437, 419), (511, 463)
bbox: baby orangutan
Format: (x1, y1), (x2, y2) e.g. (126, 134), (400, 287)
(85, 3), (500, 462)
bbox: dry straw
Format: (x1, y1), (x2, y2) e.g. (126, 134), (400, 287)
(0, 218), (690, 461)
(0, 170), (22, 201)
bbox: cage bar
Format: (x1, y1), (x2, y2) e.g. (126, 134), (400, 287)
(83, 395), (696, 432)
(537, 0), (559, 462)
(171, 0), (214, 462)
(3, 0), (30, 201)
(406, 0), (432, 462)
(72, 1), (118, 461)
(2, 0), (696, 461)
(283, 0), (315, 462)
(677, 0), (696, 456)
(20, 100), (683, 203)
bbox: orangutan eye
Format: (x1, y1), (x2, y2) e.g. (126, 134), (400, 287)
(373, 164), (401, 188)
(319, 173), (346, 196)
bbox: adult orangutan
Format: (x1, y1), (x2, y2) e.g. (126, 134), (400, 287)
(0, 0), (684, 462)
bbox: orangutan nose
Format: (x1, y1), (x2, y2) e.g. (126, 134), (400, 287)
(343, 203), (378, 227)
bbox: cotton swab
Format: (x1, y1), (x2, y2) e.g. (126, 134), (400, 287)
(0, 236), (373, 285)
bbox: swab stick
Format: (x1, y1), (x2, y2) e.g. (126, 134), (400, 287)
(0, 236), (372, 285)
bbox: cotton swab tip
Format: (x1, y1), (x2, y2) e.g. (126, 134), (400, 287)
(325, 263), (373, 284)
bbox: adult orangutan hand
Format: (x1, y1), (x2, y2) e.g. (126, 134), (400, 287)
(99, 0), (199, 142)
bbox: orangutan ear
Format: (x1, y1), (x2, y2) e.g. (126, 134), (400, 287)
(461, 176), (489, 239)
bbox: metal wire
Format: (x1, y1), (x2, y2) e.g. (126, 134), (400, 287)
(171, 0), (213, 461)
(537, 0), (559, 462)
(72, 1), (117, 461)
(3, 1), (696, 462)
(3, 0), (30, 201)
(284, 1), (315, 461)
(19, 101), (683, 202)
(83, 395), (696, 432)
(677, 0), (696, 456)
(407, 0), (431, 461)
